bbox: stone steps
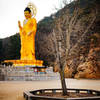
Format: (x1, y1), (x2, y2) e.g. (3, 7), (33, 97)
(0, 65), (60, 81)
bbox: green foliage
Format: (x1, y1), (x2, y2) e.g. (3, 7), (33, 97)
(1, 34), (20, 61)
(79, 0), (96, 8)
(37, 16), (54, 34)
(9, 34), (21, 59)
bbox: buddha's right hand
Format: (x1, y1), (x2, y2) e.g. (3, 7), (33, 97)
(18, 21), (21, 28)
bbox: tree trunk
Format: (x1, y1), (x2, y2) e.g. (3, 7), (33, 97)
(59, 64), (67, 95)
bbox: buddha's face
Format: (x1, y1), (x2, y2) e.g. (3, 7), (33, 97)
(24, 11), (31, 19)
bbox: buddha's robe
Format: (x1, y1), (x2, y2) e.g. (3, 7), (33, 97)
(19, 18), (37, 60)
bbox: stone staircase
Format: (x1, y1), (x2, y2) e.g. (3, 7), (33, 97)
(0, 65), (60, 81)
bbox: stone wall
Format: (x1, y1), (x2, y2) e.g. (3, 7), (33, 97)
(0, 65), (59, 81)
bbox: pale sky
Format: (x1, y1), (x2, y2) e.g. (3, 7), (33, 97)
(0, 0), (71, 38)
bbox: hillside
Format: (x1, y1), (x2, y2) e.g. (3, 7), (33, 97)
(36, 0), (100, 78)
(0, 0), (100, 78)
(0, 34), (20, 62)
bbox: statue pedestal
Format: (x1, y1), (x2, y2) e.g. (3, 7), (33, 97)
(4, 59), (46, 74)
(4, 60), (43, 67)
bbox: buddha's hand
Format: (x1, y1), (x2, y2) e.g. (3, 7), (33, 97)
(27, 31), (32, 35)
(18, 21), (22, 28)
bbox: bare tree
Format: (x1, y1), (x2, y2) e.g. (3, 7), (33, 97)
(51, 0), (80, 96)
(54, 0), (74, 11)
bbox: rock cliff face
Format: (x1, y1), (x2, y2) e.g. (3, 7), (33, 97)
(0, 0), (100, 79)
(74, 33), (100, 78)
(36, 0), (100, 78)
(64, 33), (100, 78)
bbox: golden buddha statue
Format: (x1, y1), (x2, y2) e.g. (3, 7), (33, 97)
(18, 7), (36, 60)
(4, 3), (43, 67)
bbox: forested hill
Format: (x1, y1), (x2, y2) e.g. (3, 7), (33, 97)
(0, 0), (100, 78)
(0, 34), (20, 61)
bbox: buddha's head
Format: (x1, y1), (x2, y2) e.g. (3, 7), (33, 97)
(24, 7), (32, 19)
